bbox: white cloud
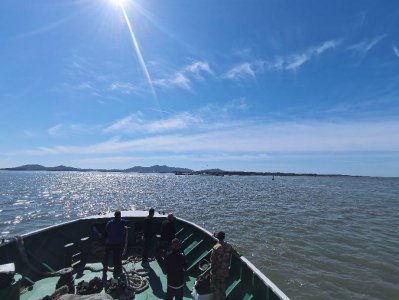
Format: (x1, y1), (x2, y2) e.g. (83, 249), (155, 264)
(47, 123), (96, 137)
(71, 156), (137, 165)
(184, 61), (214, 77)
(314, 40), (339, 54)
(393, 45), (399, 58)
(154, 60), (213, 90)
(72, 153), (270, 165)
(146, 113), (202, 132)
(218, 98), (249, 114)
(225, 39), (340, 78)
(154, 73), (191, 90)
(347, 34), (386, 55)
(48, 124), (63, 136)
(266, 56), (284, 71)
(77, 82), (92, 90)
(104, 112), (202, 134)
(224, 63), (256, 81)
(285, 53), (311, 71)
(31, 120), (399, 155)
(285, 40), (339, 71)
(108, 82), (138, 94)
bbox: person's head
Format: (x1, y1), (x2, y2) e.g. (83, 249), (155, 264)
(171, 238), (181, 250)
(114, 210), (121, 219)
(149, 208), (155, 216)
(216, 231), (225, 242)
(167, 213), (175, 222)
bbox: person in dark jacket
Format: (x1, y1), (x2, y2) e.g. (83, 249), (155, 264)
(164, 238), (187, 300)
(102, 211), (128, 278)
(142, 208), (155, 262)
(161, 213), (176, 248)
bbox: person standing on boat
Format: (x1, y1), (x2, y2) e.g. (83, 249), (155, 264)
(165, 238), (187, 300)
(102, 210), (128, 278)
(210, 231), (233, 300)
(142, 208), (155, 262)
(161, 213), (176, 248)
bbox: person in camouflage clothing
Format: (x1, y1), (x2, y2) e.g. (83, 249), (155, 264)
(210, 231), (233, 300)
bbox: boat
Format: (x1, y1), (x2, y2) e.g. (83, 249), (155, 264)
(0, 211), (289, 300)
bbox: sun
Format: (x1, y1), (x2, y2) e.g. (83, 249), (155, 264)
(109, 0), (126, 7)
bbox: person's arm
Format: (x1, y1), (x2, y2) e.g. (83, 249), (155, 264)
(103, 222), (110, 240)
(123, 219), (129, 230)
(184, 254), (188, 271)
(142, 219), (148, 235)
(231, 246), (240, 257)
(210, 249), (216, 271)
(160, 221), (166, 239)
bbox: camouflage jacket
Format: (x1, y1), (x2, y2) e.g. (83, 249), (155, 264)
(210, 241), (233, 278)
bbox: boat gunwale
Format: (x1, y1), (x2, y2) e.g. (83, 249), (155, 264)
(177, 214), (290, 300)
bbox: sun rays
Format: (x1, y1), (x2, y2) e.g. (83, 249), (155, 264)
(107, 0), (157, 101)
(119, 5), (157, 99)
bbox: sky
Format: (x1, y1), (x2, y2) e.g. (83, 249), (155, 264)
(1, 0), (399, 176)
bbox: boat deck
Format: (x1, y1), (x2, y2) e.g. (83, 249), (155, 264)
(20, 260), (198, 300)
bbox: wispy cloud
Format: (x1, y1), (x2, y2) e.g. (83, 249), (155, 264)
(48, 124), (64, 136)
(23, 130), (38, 138)
(199, 98), (249, 122)
(146, 113), (203, 133)
(347, 34), (386, 56)
(30, 120), (399, 156)
(223, 63), (256, 81)
(285, 40), (340, 71)
(45, 101), (249, 141)
(184, 61), (214, 78)
(108, 82), (139, 94)
(48, 123), (96, 137)
(13, 8), (86, 40)
(72, 153), (270, 166)
(153, 73), (191, 90)
(393, 45), (399, 58)
(104, 112), (203, 134)
(69, 55), (101, 79)
(224, 39), (340, 79)
(154, 61), (213, 90)
(77, 82), (92, 90)
(285, 54), (310, 71)
(222, 97), (249, 112)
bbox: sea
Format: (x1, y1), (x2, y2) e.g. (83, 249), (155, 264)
(0, 171), (398, 300)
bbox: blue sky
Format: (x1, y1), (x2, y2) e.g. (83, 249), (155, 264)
(1, 0), (399, 176)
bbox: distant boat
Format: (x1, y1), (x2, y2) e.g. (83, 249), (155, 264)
(0, 211), (289, 299)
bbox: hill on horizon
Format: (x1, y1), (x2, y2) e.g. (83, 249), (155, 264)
(0, 164), (194, 173)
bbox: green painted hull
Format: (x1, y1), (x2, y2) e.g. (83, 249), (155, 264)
(0, 211), (289, 299)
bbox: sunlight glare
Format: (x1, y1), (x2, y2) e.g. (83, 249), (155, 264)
(109, 0), (126, 7)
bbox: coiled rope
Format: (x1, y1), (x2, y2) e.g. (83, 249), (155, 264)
(14, 236), (151, 294)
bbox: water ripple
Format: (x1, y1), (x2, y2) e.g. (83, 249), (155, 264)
(0, 171), (398, 299)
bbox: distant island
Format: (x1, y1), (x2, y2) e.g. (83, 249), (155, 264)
(0, 164), (345, 177)
(0, 164), (191, 174)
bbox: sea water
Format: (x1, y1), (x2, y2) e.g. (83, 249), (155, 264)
(0, 171), (398, 299)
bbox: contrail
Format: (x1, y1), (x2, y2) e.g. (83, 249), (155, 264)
(120, 5), (157, 99)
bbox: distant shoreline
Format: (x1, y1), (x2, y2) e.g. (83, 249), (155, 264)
(0, 164), (350, 177)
